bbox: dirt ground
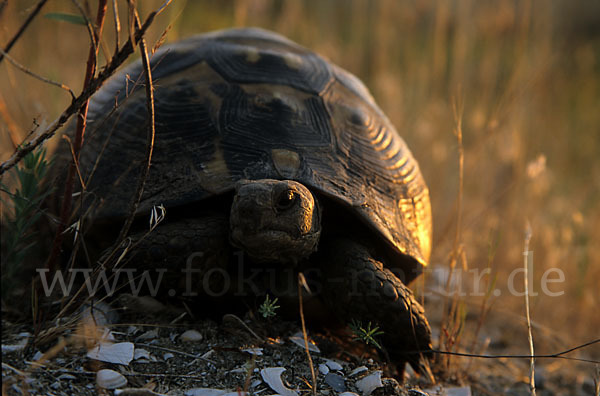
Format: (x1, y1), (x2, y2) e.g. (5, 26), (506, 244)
(2, 294), (597, 396)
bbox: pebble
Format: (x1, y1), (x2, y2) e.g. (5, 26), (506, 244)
(319, 364), (330, 375)
(349, 366), (368, 377)
(355, 371), (383, 396)
(180, 329), (203, 342)
(324, 372), (346, 392)
(325, 359), (343, 371)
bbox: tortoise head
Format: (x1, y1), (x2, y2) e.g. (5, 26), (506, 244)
(230, 179), (321, 264)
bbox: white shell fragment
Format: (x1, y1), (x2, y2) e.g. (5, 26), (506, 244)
(134, 348), (156, 362)
(136, 329), (159, 341)
(324, 372), (346, 392)
(260, 367), (299, 396)
(185, 389), (226, 396)
(324, 359), (343, 371)
(163, 352), (175, 360)
(185, 389), (246, 396)
(340, 393), (360, 396)
(1, 342), (27, 353)
(249, 379), (262, 388)
(180, 329), (203, 342)
(96, 369), (127, 389)
(288, 331), (320, 353)
(349, 366), (368, 377)
(2, 333), (30, 353)
(319, 364), (330, 375)
(82, 301), (118, 326)
(424, 386), (472, 396)
(115, 389), (166, 395)
(446, 387), (472, 396)
(241, 347), (263, 356)
(355, 371), (383, 396)
(87, 342), (134, 365)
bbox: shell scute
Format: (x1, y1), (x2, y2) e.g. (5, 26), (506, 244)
(69, 28), (431, 278)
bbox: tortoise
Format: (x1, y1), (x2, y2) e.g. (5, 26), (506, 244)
(57, 28), (433, 376)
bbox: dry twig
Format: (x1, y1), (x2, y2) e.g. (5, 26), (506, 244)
(0, 10), (160, 176)
(298, 272), (318, 396)
(45, 0), (109, 276)
(112, 0), (121, 56)
(116, 2), (156, 243)
(0, 48), (75, 99)
(523, 222), (536, 396)
(69, 0), (99, 56)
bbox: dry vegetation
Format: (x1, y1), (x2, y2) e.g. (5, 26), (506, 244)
(1, 0), (599, 393)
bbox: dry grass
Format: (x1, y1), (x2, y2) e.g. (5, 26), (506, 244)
(1, 0), (599, 383)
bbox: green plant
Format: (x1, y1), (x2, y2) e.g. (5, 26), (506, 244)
(258, 294), (280, 318)
(349, 319), (384, 350)
(1, 147), (53, 298)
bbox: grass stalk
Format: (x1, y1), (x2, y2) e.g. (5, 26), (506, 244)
(298, 272), (317, 396)
(523, 222), (536, 396)
(114, 1), (157, 249)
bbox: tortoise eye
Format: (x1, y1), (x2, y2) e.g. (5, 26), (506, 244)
(275, 189), (297, 212)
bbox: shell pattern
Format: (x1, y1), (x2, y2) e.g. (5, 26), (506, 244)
(76, 28), (432, 280)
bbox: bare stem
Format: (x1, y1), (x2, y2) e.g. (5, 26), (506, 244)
(0, 48), (75, 99)
(0, 10), (160, 176)
(46, 0), (109, 275)
(523, 222), (536, 396)
(298, 273), (318, 396)
(116, 2), (156, 244)
(112, 0), (121, 56)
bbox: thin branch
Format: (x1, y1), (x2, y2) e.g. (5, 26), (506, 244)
(429, 337), (600, 363)
(71, 0), (111, 62)
(45, 0), (109, 274)
(0, 0), (49, 64)
(69, 0), (98, 56)
(61, 135), (86, 190)
(0, 11), (160, 176)
(115, 2), (156, 244)
(0, 48), (75, 99)
(112, 0), (121, 56)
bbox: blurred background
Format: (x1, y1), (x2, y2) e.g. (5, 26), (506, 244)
(1, 0), (599, 375)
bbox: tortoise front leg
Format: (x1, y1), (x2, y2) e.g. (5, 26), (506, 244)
(320, 238), (433, 379)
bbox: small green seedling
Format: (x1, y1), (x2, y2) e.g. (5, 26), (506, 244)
(258, 294), (280, 318)
(349, 319), (385, 350)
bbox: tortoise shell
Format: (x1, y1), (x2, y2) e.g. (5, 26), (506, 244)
(76, 28), (432, 281)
